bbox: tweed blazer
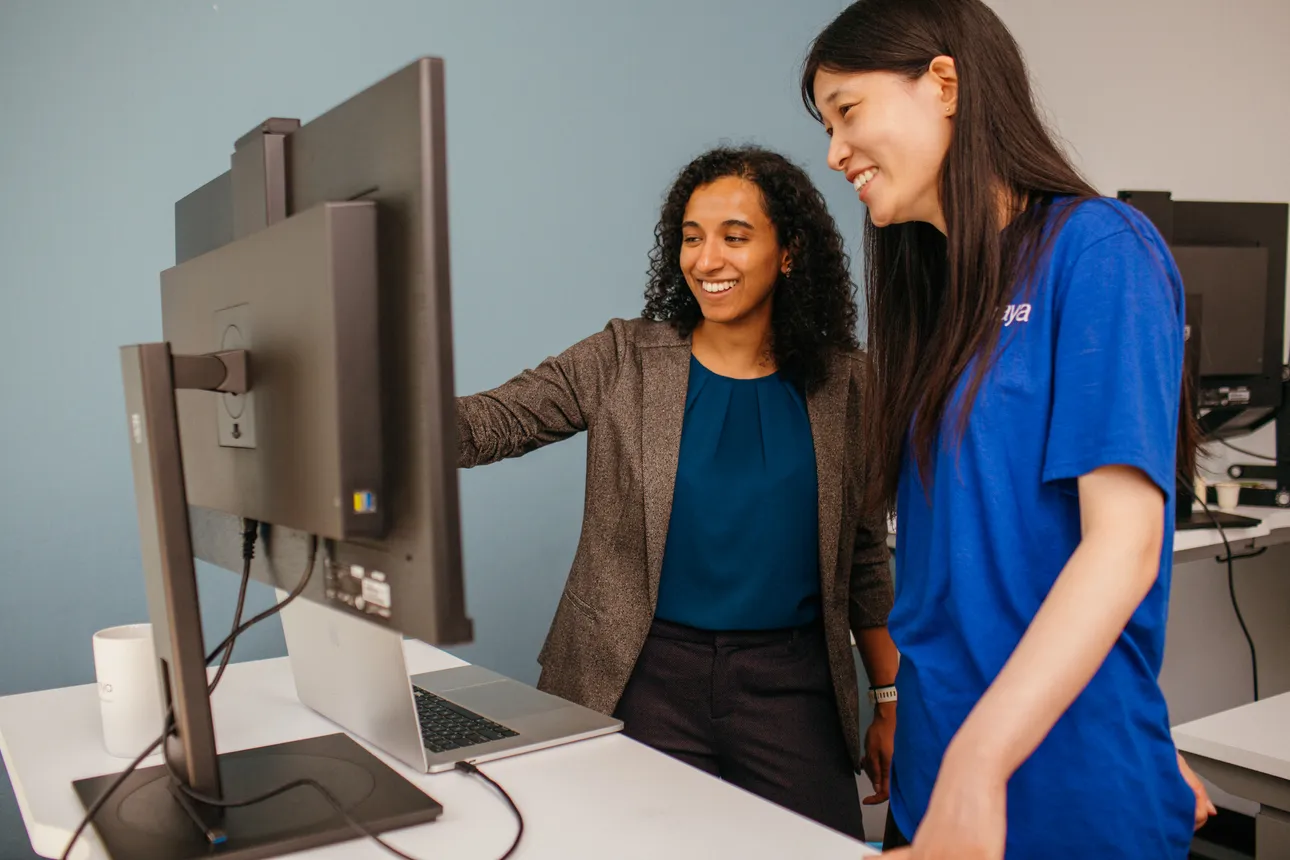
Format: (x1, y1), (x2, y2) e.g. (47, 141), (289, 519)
(456, 317), (893, 770)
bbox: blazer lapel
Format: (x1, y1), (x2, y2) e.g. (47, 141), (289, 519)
(808, 353), (850, 603)
(641, 343), (691, 607)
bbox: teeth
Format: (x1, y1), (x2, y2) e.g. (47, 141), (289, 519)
(701, 280), (737, 293)
(853, 168), (878, 192)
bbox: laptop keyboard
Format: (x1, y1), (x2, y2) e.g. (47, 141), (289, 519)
(413, 687), (519, 754)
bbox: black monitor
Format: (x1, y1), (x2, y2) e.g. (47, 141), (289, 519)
(1119, 189), (1290, 512)
(177, 62), (470, 646)
(72, 58), (468, 859)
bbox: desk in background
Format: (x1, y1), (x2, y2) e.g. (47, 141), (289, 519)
(1175, 693), (1290, 860)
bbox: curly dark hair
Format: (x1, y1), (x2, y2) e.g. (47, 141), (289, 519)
(643, 146), (859, 393)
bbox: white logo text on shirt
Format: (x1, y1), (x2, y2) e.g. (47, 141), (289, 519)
(1002, 303), (1032, 327)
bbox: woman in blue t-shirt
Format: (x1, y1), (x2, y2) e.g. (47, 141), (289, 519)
(456, 146), (900, 839)
(801, 0), (1215, 857)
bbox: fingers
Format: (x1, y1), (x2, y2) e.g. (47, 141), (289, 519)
(1194, 794), (1216, 830)
(862, 752), (891, 804)
(1197, 781), (1217, 818)
(1179, 753), (1218, 830)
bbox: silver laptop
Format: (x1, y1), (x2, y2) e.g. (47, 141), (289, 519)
(277, 592), (623, 773)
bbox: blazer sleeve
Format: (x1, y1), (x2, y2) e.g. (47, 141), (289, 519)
(849, 509), (894, 630)
(847, 353), (895, 631)
(456, 319), (627, 468)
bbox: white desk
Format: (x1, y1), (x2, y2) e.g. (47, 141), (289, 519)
(1174, 694), (1290, 860)
(0, 641), (878, 860)
(1171, 506), (1290, 563)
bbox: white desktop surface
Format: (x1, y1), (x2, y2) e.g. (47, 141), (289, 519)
(1171, 506), (1290, 557)
(1173, 692), (1290, 784)
(1173, 693), (1290, 859)
(0, 641), (877, 860)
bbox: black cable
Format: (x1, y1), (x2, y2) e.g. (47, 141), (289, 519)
(165, 769), (429, 860)
(59, 523), (262, 860)
(165, 537), (525, 860)
(1218, 439), (1280, 463)
(1184, 480), (1260, 702)
(202, 536), (316, 670)
(208, 519), (258, 693)
(69, 532), (525, 860)
(457, 760), (525, 859)
(57, 718), (169, 860)
(163, 750), (526, 860)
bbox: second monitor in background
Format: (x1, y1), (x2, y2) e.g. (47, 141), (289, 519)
(1120, 189), (1290, 513)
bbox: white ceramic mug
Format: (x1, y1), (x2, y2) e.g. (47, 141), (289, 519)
(1215, 482), (1241, 511)
(92, 623), (164, 758)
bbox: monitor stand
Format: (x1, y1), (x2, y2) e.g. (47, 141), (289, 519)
(72, 733), (441, 860)
(70, 340), (442, 859)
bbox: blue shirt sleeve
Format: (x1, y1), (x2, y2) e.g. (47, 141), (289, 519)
(1041, 223), (1185, 495)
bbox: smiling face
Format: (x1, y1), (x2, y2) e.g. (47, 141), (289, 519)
(812, 60), (958, 231)
(679, 175), (790, 328)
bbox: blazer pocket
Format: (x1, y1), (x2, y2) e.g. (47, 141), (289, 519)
(537, 588), (597, 667)
(565, 589), (597, 619)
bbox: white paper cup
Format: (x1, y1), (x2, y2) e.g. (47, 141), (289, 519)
(92, 623), (164, 758)
(1215, 482), (1241, 511)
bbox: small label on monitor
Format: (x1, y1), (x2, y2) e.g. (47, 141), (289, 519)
(361, 578), (392, 610)
(353, 491), (377, 514)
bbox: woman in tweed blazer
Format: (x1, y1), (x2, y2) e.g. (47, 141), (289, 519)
(457, 146), (898, 840)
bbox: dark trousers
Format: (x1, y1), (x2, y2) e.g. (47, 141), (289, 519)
(613, 617), (865, 841)
(883, 807), (911, 849)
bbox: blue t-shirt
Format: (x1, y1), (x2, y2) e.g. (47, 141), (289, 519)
(655, 355), (821, 630)
(890, 198), (1195, 857)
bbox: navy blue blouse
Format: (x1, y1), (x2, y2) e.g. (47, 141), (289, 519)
(654, 356), (821, 631)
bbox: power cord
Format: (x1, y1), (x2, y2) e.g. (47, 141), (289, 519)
(157, 755), (525, 860)
(199, 533), (316, 675)
(207, 518), (259, 692)
(61, 519), (262, 860)
(162, 537), (525, 860)
(1218, 439), (1281, 463)
(1184, 482), (1260, 702)
(64, 528), (526, 860)
(162, 754), (428, 860)
(456, 760), (525, 860)
(163, 533), (526, 860)
(58, 722), (168, 860)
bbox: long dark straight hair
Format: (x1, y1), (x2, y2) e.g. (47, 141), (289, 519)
(801, 0), (1198, 513)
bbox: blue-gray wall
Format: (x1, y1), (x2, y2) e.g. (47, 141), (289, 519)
(0, 0), (858, 854)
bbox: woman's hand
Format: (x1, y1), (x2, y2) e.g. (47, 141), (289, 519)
(861, 703), (896, 804)
(884, 745), (1007, 860)
(1178, 751), (1217, 830)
